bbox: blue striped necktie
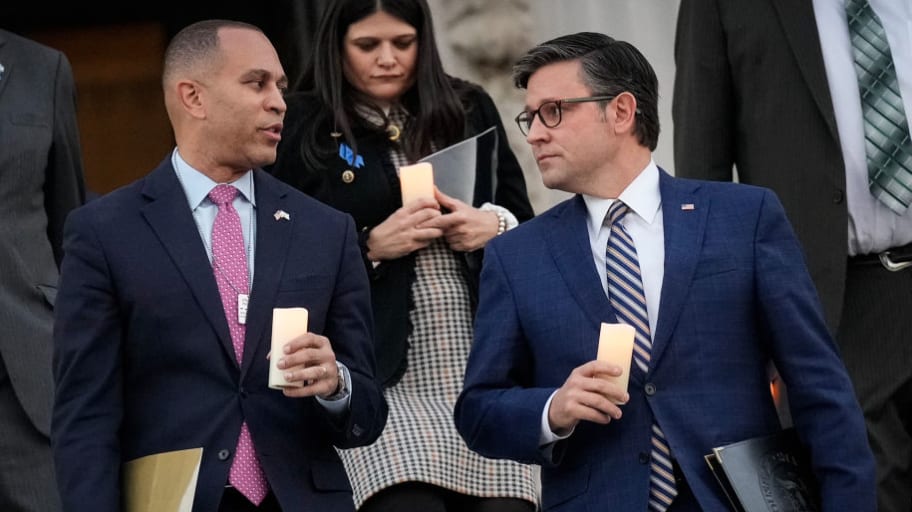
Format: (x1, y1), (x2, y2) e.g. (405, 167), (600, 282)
(846, 0), (912, 213)
(605, 201), (677, 511)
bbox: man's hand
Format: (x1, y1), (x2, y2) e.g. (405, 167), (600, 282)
(275, 333), (340, 399)
(548, 360), (629, 435)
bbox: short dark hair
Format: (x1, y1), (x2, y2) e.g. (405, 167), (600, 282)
(513, 32), (659, 150)
(163, 19), (263, 87)
(297, 0), (465, 168)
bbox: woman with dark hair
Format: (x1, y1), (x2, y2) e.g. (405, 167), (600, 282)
(269, 0), (537, 510)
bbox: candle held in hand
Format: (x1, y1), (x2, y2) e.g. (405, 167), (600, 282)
(269, 307), (309, 389)
(399, 162), (435, 204)
(596, 322), (635, 399)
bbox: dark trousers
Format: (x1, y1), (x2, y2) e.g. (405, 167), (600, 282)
(0, 358), (61, 512)
(840, 261), (912, 512)
(359, 482), (536, 512)
(218, 487), (281, 512)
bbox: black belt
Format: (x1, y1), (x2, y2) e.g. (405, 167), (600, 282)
(848, 242), (912, 271)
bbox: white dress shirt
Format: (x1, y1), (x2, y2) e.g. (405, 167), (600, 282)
(539, 160), (665, 448)
(813, 0), (912, 254)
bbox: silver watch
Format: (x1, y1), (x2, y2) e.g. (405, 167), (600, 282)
(325, 361), (349, 400)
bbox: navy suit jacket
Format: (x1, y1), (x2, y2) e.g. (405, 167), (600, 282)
(52, 158), (387, 512)
(455, 171), (875, 511)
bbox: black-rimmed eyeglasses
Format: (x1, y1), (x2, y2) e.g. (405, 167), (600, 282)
(514, 95), (616, 136)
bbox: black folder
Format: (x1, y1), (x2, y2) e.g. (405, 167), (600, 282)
(704, 428), (819, 512)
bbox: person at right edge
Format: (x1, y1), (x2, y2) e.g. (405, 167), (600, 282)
(269, 1), (537, 510)
(673, 1), (912, 510)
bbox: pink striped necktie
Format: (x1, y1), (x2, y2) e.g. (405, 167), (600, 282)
(208, 184), (269, 505)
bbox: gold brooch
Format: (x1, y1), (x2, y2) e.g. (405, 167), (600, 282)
(387, 124), (401, 142)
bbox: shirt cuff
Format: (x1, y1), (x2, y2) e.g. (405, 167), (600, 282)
(540, 389), (574, 447)
(480, 202), (519, 232)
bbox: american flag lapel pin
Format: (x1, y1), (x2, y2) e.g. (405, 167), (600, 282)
(273, 209), (290, 221)
(681, 203), (695, 211)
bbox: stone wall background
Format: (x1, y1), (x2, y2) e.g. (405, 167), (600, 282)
(427, 0), (681, 213)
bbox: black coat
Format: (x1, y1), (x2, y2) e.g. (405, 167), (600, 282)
(270, 82), (534, 385)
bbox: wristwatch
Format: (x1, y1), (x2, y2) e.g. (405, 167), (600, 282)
(324, 361), (350, 401)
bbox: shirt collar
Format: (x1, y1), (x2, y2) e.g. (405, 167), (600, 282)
(583, 159), (662, 232)
(171, 148), (256, 210)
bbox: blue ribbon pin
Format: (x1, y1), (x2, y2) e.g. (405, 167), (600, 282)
(339, 143), (364, 169)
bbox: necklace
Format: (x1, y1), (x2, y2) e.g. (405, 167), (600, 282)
(172, 151), (256, 323)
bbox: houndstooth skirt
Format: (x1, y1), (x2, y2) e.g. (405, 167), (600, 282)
(337, 238), (538, 508)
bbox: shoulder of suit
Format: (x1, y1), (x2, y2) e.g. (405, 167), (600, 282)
(671, 175), (774, 213)
(258, 170), (352, 222)
(673, 174), (769, 195)
(493, 195), (575, 242)
(2, 30), (64, 63)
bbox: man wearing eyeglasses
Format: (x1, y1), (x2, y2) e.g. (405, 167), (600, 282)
(455, 32), (875, 511)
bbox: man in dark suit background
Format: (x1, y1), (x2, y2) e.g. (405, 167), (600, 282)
(673, 1), (912, 509)
(455, 32), (874, 511)
(0, 28), (85, 512)
(52, 20), (387, 512)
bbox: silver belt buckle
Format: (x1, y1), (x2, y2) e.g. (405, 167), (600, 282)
(878, 251), (912, 272)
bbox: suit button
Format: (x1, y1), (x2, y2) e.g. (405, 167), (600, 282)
(832, 189), (844, 204)
(218, 449), (231, 461)
(240, 386), (248, 398)
(639, 452), (649, 464)
(644, 383), (656, 396)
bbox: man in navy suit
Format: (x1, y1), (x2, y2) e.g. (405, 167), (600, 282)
(454, 32), (875, 511)
(52, 20), (387, 512)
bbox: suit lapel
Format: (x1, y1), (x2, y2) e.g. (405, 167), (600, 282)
(544, 195), (613, 333)
(241, 172), (292, 376)
(140, 161), (236, 364)
(771, 0), (841, 143)
(651, 172), (707, 368)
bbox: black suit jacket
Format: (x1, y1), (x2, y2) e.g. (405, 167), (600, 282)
(0, 29), (85, 435)
(672, 0), (847, 331)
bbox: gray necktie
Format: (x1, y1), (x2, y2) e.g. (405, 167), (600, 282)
(846, 0), (912, 214)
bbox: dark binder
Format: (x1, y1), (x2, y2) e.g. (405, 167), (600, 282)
(704, 428), (819, 512)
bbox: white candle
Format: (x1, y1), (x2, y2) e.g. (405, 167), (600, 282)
(269, 307), (308, 389)
(399, 162), (435, 204)
(596, 322), (635, 398)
